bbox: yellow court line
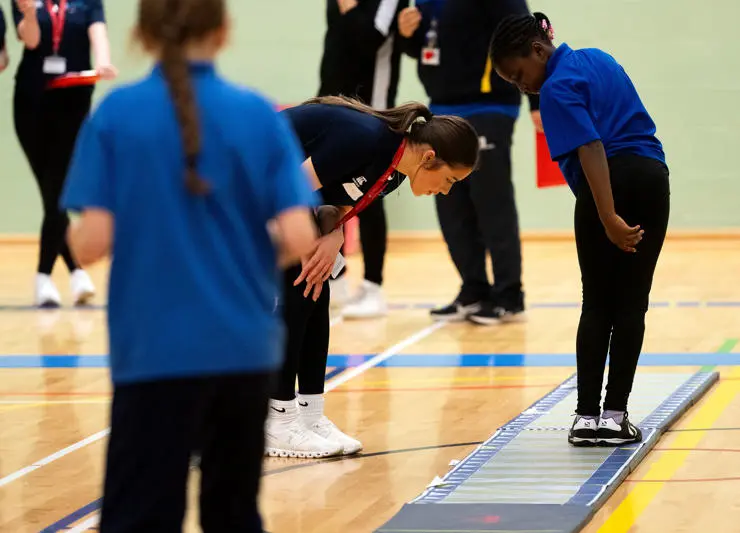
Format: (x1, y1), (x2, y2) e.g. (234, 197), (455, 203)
(0, 399), (109, 413)
(597, 368), (740, 533)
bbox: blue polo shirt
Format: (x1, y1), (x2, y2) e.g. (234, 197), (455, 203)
(61, 63), (318, 384)
(539, 43), (665, 193)
(13, 0), (105, 93)
(282, 104), (406, 206)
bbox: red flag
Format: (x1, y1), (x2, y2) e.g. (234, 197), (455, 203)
(536, 131), (567, 188)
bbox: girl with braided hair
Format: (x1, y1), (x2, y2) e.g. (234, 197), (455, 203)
(62, 0), (319, 530)
(491, 12), (670, 447)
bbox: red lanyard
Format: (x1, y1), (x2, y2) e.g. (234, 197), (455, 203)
(334, 138), (407, 230)
(46, 0), (67, 56)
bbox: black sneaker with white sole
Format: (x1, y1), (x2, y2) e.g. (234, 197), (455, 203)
(568, 416), (598, 446)
(467, 302), (525, 326)
(597, 414), (642, 446)
(430, 300), (481, 321)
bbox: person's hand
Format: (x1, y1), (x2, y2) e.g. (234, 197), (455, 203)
(0, 49), (9, 73)
(337, 0), (358, 14)
(531, 110), (543, 133)
(16, 0), (37, 18)
(96, 64), (118, 81)
(603, 213), (644, 253)
(294, 230), (344, 300)
(398, 7), (422, 38)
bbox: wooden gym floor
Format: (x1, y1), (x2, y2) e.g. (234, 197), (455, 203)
(0, 237), (738, 532)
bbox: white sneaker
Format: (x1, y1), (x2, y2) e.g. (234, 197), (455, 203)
(329, 276), (351, 309)
(70, 269), (95, 306)
(297, 394), (363, 455)
(35, 274), (61, 308)
(265, 399), (343, 458)
(342, 281), (387, 320)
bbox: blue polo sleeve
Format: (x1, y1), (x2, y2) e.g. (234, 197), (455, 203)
(87, 0), (106, 24)
(264, 109), (319, 219)
(540, 77), (600, 160)
(61, 105), (114, 213)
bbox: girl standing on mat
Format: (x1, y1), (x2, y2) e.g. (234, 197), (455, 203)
(12, 0), (117, 307)
(61, 0), (318, 530)
(267, 96), (480, 458)
(490, 13), (670, 447)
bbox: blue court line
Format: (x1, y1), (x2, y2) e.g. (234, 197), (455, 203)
(38, 499), (102, 533)
(4, 352), (740, 370)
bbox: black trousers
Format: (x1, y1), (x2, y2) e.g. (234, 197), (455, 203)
(99, 373), (271, 533)
(13, 87), (92, 275)
(574, 154), (670, 416)
(274, 265), (330, 400)
(336, 199), (387, 285)
(435, 112), (523, 308)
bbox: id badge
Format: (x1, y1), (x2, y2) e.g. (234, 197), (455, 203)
(331, 253), (346, 279)
(421, 47), (440, 66)
(43, 56), (67, 75)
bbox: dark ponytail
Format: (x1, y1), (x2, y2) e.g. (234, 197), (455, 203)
(304, 95), (479, 170)
(137, 0), (227, 195)
(490, 12), (554, 66)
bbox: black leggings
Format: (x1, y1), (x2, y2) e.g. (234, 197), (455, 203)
(274, 265), (330, 400)
(14, 87), (92, 275)
(574, 154), (670, 416)
(357, 198), (387, 285)
(100, 373), (271, 533)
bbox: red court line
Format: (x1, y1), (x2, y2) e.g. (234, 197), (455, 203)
(0, 391), (109, 397)
(334, 383), (559, 393)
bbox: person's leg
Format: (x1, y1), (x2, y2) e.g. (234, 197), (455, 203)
(343, 199), (388, 319)
(199, 373), (271, 533)
(297, 283), (362, 454)
(431, 177), (489, 320)
(465, 114), (525, 326)
(568, 177), (617, 446)
(99, 378), (201, 533)
(265, 273), (342, 458)
(598, 157), (670, 444)
(13, 89), (63, 307)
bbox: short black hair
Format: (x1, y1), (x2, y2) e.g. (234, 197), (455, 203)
(490, 12), (553, 66)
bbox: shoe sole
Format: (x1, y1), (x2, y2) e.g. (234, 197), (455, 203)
(265, 447), (343, 459)
(467, 315), (501, 326)
(568, 437), (597, 447)
(37, 300), (61, 309)
(597, 438), (642, 446)
(74, 291), (95, 306)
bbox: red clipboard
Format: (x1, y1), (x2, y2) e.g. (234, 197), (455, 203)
(47, 70), (100, 90)
(536, 131), (567, 188)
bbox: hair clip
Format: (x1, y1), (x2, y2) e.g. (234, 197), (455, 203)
(540, 19), (555, 40)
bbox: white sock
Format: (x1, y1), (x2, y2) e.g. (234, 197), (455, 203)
(578, 415), (599, 422)
(268, 399), (298, 424)
(602, 410), (625, 424)
(296, 393), (324, 425)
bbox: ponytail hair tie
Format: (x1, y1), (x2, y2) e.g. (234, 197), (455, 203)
(407, 115), (428, 133)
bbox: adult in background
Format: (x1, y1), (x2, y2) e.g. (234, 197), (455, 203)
(12, 0), (117, 307)
(398, 0), (540, 325)
(318, 0), (408, 319)
(1, 6), (9, 71)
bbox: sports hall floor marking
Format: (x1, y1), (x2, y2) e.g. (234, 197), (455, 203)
(0, 299), (739, 313)
(4, 352), (740, 369)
